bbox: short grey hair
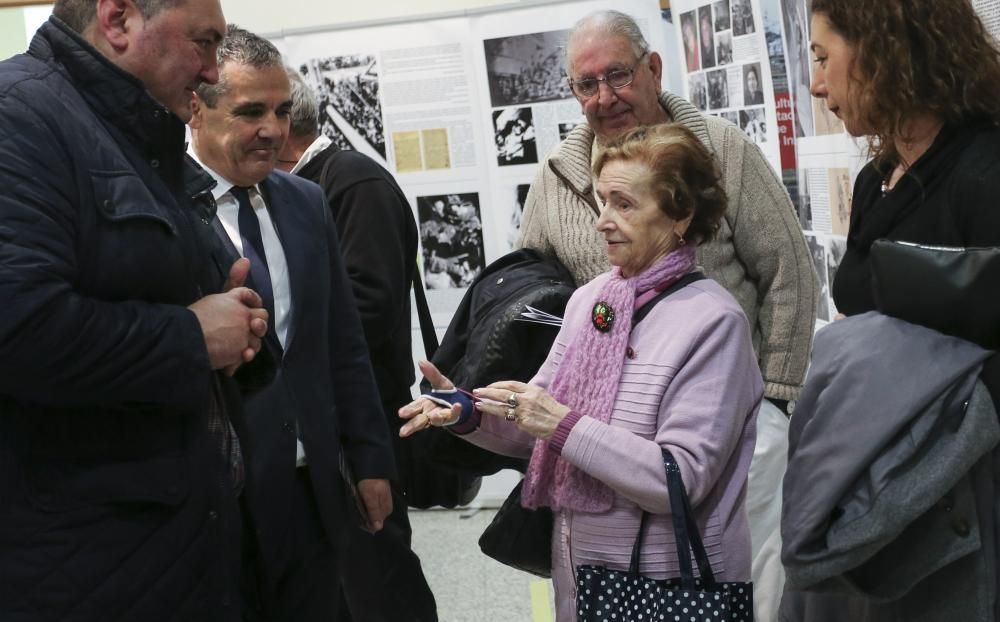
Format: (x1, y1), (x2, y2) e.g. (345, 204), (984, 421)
(285, 67), (320, 139)
(565, 10), (650, 74)
(53, 0), (181, 33)
(196, 24), (284, 108)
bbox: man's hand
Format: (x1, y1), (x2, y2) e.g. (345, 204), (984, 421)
(189, 259), (269, 373)
(224, 258), (269, 340)
(357, 478), (392, 533)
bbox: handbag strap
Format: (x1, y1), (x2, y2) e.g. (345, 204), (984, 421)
(631, 272), (705, 328)
(412, 268), (439, 358)
(318, 149), (439, 359)
(664, 449), (717, 589)
(628, 449), (719, 592)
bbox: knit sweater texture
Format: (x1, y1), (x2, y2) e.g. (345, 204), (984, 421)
(461, 275), (762, 621)
(517, 91), (818, 401)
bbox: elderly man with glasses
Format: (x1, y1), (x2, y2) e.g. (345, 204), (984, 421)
(517, 10), (818, 621)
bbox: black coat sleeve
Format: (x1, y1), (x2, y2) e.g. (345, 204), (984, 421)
(319, 185), (397, 481)
(325, 155), (413, 351)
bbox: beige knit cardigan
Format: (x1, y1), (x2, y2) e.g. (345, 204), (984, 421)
(517, 91), (818, 401)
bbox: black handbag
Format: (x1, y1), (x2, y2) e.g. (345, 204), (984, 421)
(478, 480), (554, 578)
(576, 448), (753, 622)
(870, 239), (1000, 349)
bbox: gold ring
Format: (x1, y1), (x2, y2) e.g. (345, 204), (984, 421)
(505, 408), (517, 422)
(507, 392), (519, 408)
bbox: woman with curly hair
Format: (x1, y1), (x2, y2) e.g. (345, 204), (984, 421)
(808, 0), (1000, 314)
(779, 1), (1000, 619)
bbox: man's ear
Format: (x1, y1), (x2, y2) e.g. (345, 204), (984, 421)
(92, 0), (139, 53)
(648, 51), (665, 91)
(188, 93), (204, 130)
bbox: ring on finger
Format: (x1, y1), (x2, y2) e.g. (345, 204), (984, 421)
(506, 392), (519, 408)
(504, 407), (517, 422)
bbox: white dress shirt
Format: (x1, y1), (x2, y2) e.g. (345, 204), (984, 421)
(189, 151), (307, 465)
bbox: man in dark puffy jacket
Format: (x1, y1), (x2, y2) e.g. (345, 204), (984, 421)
(0, 1), (271, 620)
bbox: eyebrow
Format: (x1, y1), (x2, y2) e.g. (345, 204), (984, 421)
(231, 102), (266, 115)
(575, 61), (631, 79)
(602, 188), (635, 203)
(197, 28), (224, 43)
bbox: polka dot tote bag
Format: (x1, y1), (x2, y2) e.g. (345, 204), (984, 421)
(576, 448), (753, 621)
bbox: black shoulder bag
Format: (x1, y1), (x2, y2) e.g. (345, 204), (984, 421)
(405, 269), (483, 509)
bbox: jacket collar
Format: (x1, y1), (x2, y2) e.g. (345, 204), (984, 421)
(32, 17), (188, 179)
(548, 90), (714, 198)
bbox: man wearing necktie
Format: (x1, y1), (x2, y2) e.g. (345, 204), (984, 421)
(188, 25), (395, 622)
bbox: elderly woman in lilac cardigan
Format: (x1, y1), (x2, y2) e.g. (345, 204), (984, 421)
(400, 124), (763, 621)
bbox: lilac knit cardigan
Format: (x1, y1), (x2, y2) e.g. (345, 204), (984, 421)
(460, 274), (763, 587)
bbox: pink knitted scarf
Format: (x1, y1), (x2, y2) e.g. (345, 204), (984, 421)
(521, 245), (697, 512)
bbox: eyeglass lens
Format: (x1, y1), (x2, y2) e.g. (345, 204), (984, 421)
(570, 53), (646, 97)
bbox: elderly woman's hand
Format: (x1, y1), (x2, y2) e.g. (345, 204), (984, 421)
(473, 381), (570, 440)
(398, 360), (462, 437)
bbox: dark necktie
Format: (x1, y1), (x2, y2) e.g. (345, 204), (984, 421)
(230, 186), (276, 327)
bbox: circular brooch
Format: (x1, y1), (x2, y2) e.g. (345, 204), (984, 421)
(592, 301), (615, 332)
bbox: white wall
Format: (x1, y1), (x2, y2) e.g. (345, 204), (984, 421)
(220, 0), (525, 36)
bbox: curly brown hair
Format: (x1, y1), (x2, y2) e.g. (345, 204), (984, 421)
(810, 0), (1000, 165)
(592, 123), (727, 245)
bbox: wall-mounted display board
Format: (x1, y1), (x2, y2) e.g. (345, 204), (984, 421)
(271, 0), (667, 313)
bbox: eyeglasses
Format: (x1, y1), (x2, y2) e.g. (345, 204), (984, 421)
(567, 52), (648, 98)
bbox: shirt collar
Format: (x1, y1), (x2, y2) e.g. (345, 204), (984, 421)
(187, 147), (261, 202)
(289, 135), (333, 174)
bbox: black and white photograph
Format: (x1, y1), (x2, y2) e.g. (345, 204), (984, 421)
(319, 117), (353, 153)
(707, 68), (729, 110)
(732, 0), (756, 36)
(681, 10), (701, 72)
(795, 168), (813, 230)
(418, 193), (486, 290)
(713, 0), (731, 31)
(743, 62), (764, 105)
(558, 121), (580, 141)
(781, 0), (814, 136)
(805, 233), (830, 321)
(739, 107), (767, 143)
(484, 30), (572, 108)
(716, 31), (733, 66)
(689, 72), (708, 111)
(763, 0), (790, 93)
(826, 236), (846, 303)
(493, 107), (538, 166)
(509, 183), (530, 249)
(298, 55), (385, 159)
(830, 168), (852, 235)
(699, 5), (717, 69)
(720, 110), (739, 125)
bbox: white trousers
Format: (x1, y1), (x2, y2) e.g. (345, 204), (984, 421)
(747, 398), (790, 622)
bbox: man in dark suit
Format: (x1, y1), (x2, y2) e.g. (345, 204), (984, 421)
(276, 69), (438, 622)
(189, 26), (395, 622)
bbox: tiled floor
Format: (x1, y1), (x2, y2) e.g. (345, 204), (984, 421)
(411, 506), (556, 622)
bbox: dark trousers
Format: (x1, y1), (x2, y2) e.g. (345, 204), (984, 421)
(337, 397), (438, 622)
(337, 484), (438, 622)
(243, 467), (341, 622)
